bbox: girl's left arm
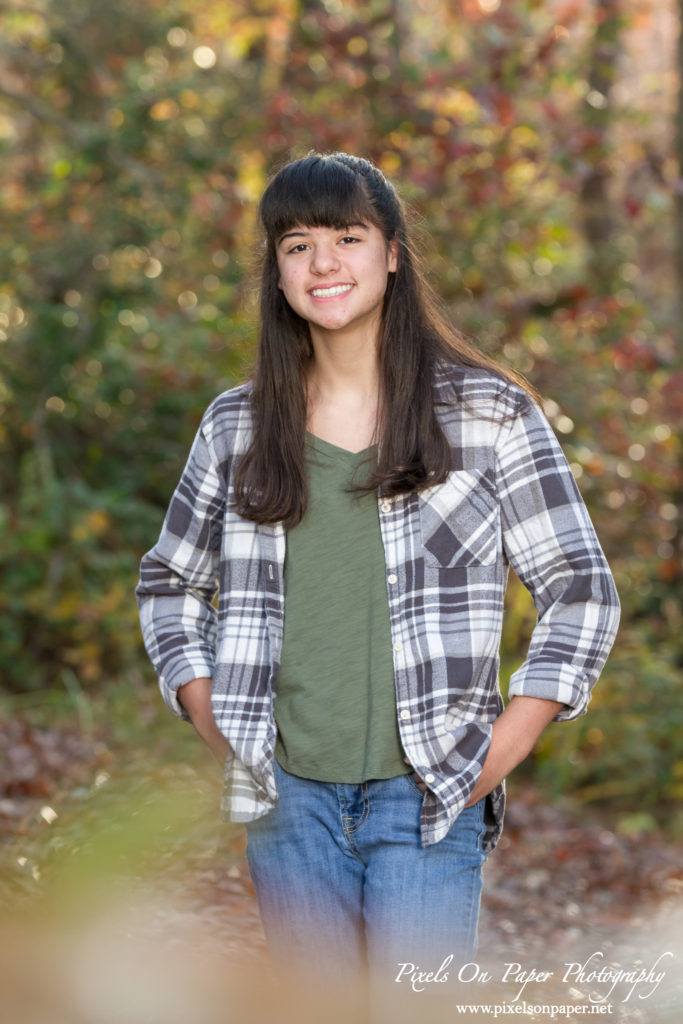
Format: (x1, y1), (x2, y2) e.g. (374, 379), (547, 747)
(494, 389), (621, 720)
(463, 390), (621, 804)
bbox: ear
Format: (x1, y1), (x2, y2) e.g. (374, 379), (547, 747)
(387, 239), (398, 273)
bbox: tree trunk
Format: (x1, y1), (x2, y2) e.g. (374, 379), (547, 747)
(579, 0), (624, 288)
(676, 0), (683, 334)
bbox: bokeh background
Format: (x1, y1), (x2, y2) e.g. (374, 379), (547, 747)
(0, 1), (681, 1021)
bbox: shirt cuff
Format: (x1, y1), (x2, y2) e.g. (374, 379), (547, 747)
(507, 662), (591, 722)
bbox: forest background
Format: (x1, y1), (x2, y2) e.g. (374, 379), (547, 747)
(0, 0), (681, 899)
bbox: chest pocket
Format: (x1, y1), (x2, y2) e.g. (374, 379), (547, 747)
(418, 468), (500, 568)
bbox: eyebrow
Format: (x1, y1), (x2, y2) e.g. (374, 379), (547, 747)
(276, 222), (369, 247)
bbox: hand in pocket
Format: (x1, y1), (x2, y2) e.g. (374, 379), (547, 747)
(412, 771), (427, 793)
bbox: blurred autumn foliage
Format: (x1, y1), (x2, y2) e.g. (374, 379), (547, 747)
(0, 0), (681, 831)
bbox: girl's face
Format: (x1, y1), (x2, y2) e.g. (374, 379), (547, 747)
(275, 221), (398, 342)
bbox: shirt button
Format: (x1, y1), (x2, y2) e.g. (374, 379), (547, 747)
(387, 573), (398, 585)
(400, 709), (411, 720)
(424, 773), (435, 784)
(393, 640), (403, 652)
(381, 501), (392, 513)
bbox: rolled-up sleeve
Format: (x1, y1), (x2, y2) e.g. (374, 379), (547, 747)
(135, 419), (225, 720)
(496, 392), (620, 721)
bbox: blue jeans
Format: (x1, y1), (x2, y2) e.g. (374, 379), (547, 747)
(245, 760), (488, 991)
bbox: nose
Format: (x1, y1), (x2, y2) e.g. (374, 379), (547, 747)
(310, 242), (341, 275)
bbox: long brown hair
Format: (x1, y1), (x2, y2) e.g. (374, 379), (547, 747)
(233, 151), (536, 528)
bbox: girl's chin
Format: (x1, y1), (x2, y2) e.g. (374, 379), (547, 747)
(309, 314), (353, 330)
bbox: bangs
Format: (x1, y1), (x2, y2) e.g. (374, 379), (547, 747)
(259, 155), (379, 244)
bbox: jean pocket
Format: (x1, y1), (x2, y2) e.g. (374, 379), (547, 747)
(403, 771), (428, 796)
(418, 468), (499, 568)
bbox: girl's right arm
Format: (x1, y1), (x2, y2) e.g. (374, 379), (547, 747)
(136, 417), (226, 724)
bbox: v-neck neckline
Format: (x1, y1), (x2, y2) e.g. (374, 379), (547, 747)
(305, 431), (377, 461)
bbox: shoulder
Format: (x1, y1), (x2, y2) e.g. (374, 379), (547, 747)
(199, 379), (254, 458)
(203, 379), (254, 419)
(432, 361), (534, 421)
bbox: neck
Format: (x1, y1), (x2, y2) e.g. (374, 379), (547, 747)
(305, 326), (382, 449)
(306, 325), (380, 401)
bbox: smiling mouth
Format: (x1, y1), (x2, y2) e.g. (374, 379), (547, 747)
(309, 284), (354, 298)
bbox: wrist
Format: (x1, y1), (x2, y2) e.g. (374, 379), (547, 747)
(465, 698), (561, 807)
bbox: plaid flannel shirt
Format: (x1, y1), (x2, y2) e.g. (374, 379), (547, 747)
(136, 364), (620, 851)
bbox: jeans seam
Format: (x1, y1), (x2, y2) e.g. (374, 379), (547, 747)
(339, 786), (351, 832)
(338, 786), (363, 857)
(341, 782), (371, 836)
(461, 873), (481, 957)
(354, 781), (371, 832)
(464, 832), (486, 955)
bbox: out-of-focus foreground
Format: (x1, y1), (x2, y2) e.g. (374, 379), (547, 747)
(1, 712), (681, 1022)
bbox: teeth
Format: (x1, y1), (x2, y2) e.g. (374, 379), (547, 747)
(310, 284), (353, 297)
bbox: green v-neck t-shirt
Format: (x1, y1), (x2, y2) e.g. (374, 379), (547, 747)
(273, 432), (411, 782)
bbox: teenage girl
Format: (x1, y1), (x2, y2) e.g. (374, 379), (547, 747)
(136, 151), (619, 997)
